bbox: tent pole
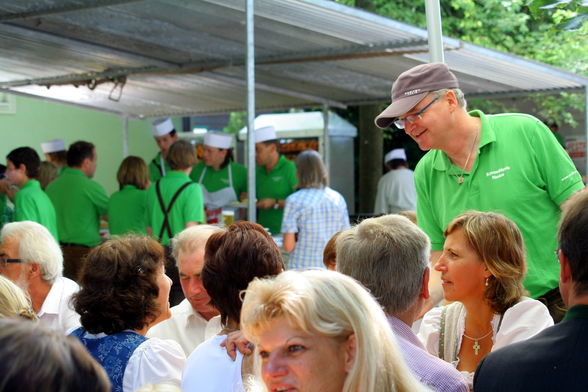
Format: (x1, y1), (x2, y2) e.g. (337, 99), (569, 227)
(424, 0), (444, 63)
(122, 115), (129, 158)
(246, 0), (256, 222)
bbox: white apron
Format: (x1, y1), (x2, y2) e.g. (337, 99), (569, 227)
(198, 165), (238, 224)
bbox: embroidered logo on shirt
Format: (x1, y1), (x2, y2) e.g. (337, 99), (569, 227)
(220, 178), (229, 185)
(486, 166), (511, 180)
(561, 171), (577, 182)
(272, 177), (283, 182)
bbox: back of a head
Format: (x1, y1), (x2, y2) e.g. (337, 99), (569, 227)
(38, 161), (58, 190)
(241, 270), (424, 392)
(167, 140), (196, 171)
(0, 275), (37, 320)
(73, 236), (164, 334)
(560, 191), (588, 294)
(296, 150), (327, 189)
(117, 156), (149, 189)
(202, 221), (283, 326)
(67, 141), (94, 168)
(7, 147), (41, 179)
(336, 214), (429, 315)
(0, 221), (63, 284)
(0, 318), (110, 392)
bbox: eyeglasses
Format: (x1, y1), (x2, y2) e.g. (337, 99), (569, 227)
(393, 96), (440, 129)
(0, 257), (22, 267)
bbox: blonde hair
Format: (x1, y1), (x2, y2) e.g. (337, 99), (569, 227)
(241, 270), (426, 392)
(0, 275), (37, 320)
(444, 211), (527, 314)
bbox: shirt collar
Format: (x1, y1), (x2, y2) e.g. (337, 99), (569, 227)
(563, 305), (588, 321)
(432, 110), (496, 172)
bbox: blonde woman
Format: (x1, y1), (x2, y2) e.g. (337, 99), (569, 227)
(0, 275), (36, 320)
(241, 269), (428, 392)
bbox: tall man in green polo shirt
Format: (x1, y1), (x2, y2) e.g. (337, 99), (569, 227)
(149, 117), (178, 182)
(254, 126), (297, 235)
(5, 147), (58, 241)
(375, 62), (584, 322)
(46, 141), (109, 281)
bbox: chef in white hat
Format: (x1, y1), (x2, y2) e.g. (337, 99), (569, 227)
(374, 148), (416, 215)
(41, 139), (67, 175)
(254, 126), (297, 235)
(149, 118), (178, 182)
(189, 132), (247, 224)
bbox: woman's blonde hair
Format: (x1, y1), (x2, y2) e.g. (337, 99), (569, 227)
(295, 150), (327, 189)
(241, 270), (426, 392)
(0, 275), (37, 320)
(444, 211), (527, 314)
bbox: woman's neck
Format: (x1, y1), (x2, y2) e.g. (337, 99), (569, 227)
(463, 298), (495, 335)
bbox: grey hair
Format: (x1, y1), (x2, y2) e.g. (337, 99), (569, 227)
(433, 88), (467, 109)
(295, 150), (328, 189)
(336, 214), (430, 315)
(171, 225), (225, 268)
(1, 221), (63, 284)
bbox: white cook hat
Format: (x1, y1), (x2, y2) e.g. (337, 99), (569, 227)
(204, 132), (233, 149)
(41, 139), (66, 153)
(254, 126), (277, 143)
(152, 118), (175, 137)
(384, 148), (407, 164)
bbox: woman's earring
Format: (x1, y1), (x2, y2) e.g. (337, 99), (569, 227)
(485, 277), (489, 287)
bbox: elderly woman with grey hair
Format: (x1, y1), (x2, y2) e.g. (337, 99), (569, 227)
(281, 150), (350, 269)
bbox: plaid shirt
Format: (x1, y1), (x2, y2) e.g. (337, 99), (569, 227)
(281, 187), (350, 269)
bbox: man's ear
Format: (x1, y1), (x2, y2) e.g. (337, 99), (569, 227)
(344, 333), (357, 373)
(560, 251), (572, 284)
(28, 263), (42, 279)
(420, 267), (430, 300)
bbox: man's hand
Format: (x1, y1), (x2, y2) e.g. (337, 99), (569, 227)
(256, 198), (276, 210)
(220, 330), (253, 361)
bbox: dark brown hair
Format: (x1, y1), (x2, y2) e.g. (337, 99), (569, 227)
(202, 221), (283, 326)
(67, 141), (95, 168)
(117, 156), (149, 190)
(559, 190), (588, 294)
(73, 236), (165, 334)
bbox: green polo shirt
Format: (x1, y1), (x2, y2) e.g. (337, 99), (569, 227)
(46, 167), (109, 247)
(415, 111), (584, 298)
(0, 194), (12, 229)
(149, 152), (172, 183)
(14, 180), (59, 241)
(190, 161), (247, 196)
(107, 185), (148, 236)
(256, 155), (297, 235)
(146, 171), (204, 246)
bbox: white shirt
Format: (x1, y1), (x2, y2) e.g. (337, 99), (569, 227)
(147, 299), (222, 356)
(123, 337), (185, 392)
(374, 167), (416, 214)
(182, 334), (244, 392)
(38, 276), (80, 334)
(418, 297), (553, 386)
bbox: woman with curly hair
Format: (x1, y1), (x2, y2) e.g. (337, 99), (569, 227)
(70, 236), (184, 392)
(418, 211), (553, 388)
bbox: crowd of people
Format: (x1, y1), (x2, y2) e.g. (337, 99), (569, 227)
(0, 61), (585, 392)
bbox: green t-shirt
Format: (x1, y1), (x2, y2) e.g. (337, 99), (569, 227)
(14, 180), (59, 241)
(107, 185), (148, 236)
(149, 152), (172, 183)
(190, 161), (247, 197)
(0, 194), (13, 229)
(256, 155), (297, 235)
(415, 111), (584, 298)
(146, 171), (205, 246)
(46, 167), (109, 247)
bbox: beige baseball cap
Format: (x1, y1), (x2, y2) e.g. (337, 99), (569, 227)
(375, 63), (459, 129)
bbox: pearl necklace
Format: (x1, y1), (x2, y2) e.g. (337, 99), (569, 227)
(463, 329), (493, 355)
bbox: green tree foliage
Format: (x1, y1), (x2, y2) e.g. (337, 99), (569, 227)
(337, 0), (587, 127)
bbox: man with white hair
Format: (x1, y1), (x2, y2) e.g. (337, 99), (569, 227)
(374, 148), (416, 214)
(0, 221), (80, 334)
(336, 214), (468, 391)
(147, 225), (223, 355)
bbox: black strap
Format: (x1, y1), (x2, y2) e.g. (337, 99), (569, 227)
(152, 157), (164, 176)
(156, 180), (194, 240)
